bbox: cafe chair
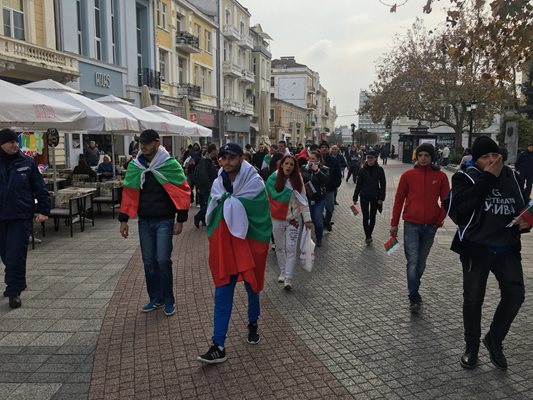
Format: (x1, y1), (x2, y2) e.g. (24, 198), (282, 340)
(45, 193), (94, 237)
(93, 186), (122, 219)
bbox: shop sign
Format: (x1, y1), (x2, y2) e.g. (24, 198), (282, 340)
(18, 131), (45, 157)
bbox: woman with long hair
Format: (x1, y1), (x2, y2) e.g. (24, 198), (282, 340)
(265, 155), (312, 290)
(260, 152), (283, 181)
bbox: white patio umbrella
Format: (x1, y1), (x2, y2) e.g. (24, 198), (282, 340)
(0, 79), (86, 129)
(24, 79), (140, 190)
(143, 105), (212, 138)
(23, 80), (139, 133)
(95, 95), (185, 135)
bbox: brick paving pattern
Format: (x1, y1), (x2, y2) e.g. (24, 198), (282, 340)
(1, 160), (532, 399)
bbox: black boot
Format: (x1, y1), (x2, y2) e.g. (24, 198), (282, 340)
(247, 322), (260, 345)
(483, 332), (507, 370)
(460, 343), (479, 369)
(9, 296), (21, 309)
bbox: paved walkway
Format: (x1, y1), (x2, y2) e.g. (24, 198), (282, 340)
(1, 160), (532, 399)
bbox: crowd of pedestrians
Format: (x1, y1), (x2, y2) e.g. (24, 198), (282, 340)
(1, 126), (531, 372)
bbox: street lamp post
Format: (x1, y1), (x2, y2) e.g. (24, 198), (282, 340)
(467, 100), (477, 148)
(351, 123), (356, 146)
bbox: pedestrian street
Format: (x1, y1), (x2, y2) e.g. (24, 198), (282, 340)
(0, 159), (532, 400)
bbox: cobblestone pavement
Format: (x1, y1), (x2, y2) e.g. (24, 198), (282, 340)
(1, 160), (532, 399)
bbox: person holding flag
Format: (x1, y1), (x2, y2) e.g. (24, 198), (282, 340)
(445, 136), (530, 370)
(197, 143), (272, 364)
(266, 155), (312, 290)
(119, 129), (191, 317)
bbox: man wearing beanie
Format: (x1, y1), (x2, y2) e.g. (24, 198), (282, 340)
(0, 128), (50, 309)
(390, 142), (450, 311)
(446, 135), (529, 370)
(515, 143), (533, 199)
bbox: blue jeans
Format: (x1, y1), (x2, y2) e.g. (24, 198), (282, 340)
(403, 222), (437, 301)
(138, 217), (175, 305)
(213, 275), (260, 347)
(310, 200), (326, 241)
(324, 190), (336, 225)
(0, 219), (32, 297)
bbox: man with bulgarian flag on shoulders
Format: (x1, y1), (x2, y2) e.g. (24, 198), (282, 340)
(197, 143), (272, 364)
(445, 135), (530, 371)
(119, 129), (191, 317)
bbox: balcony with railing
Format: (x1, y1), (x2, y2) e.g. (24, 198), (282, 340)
(223, 98), (242, 113)
(0, 35), (79, 81)
(239, 35), (254, 49)
(242, 103), (254, 115)
(138, 68), (161, 89)
(175, 32), (200, 53)
(222, 61), (243, 78)
(253, 44), (272, 59)
(223, 25), (241, 41)
(176, 83), (201, 100)
(240, 70), (255, 83)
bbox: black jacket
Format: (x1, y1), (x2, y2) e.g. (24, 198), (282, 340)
(323, 154), (341, 191)
(0, 150), (50, 220)
(446, 166), (527, 255)
(118, 162), (188, 223)
(352, 163), (386, 203)
(301, 164), (329, 203)
(334, 153), (347, 169)
(195, 155), (218, 194)
(252, 150), (267, 170)
(516, 150), (533, 177)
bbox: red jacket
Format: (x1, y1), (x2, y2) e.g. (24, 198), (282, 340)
(391, 165), (450, 227)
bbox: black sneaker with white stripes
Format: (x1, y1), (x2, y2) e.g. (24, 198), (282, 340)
(197, 344), (227, 364)
(247, 322), (260, 345)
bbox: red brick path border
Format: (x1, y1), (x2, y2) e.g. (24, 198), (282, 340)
(88, 222), (352, 399)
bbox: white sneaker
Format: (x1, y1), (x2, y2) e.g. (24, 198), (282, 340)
(284, 279), (292, 291)
(277, 273), (285, 283)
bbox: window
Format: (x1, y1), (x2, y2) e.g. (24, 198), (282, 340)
(240, 21), (245, 36)
(162, 3), (167, 29)
(225, 9), (230, 26)
(178, 57), (185, 83)
(194, 65), (199, 86)
(94, 0), (102, 60)
(3, 0), (24, 40)
(204, 30), (212, 53)
(201, 67), (206, 92)
(270, 77), (275, 87)
(156, 0), (161, 27)
(111, 0), (120, 64)
(136, 7), (143, 71)
(206, 70), (212, 95)
(252, 58), (256, 74)
(223, 41), (231, 62)
(159, 49), (168, 82)
(176, 12), (183, 32)
(194, 24), (201, 48)
(76, 0), (83, 54)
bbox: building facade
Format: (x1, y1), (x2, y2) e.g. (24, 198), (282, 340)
(0, 0), (80, 166)
(271, 56), (335, 143)
(357, 90), (386, 139)
(250, 23), (272, 146)
(270, 98), (306, 145)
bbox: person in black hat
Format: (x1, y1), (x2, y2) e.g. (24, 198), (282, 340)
(0, 128), (50, 309)
(446, 135), (530, 370)
(119, 129), (190, 317)
(352, 149), (386, 245)
(390, 142), (449, 311)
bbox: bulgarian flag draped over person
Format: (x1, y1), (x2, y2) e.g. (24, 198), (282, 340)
(265, 171), (308, 220)
(120, 146), (191, 218)
(206, 161), (272, 293)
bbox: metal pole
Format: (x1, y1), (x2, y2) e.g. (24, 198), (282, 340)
(52, 144), (58, 196)
(468, 108), (473, 148)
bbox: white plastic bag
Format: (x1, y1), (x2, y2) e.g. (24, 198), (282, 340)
(299, 228), (315, 272)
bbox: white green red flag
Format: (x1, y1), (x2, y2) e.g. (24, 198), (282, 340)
(120, 146), (191, 218)
(384, 237), (401, 255)
(508, 199), (533, 228)
(206, 161), (272, 293)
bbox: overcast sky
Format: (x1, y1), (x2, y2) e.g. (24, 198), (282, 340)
(240, 0), (448, 128)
